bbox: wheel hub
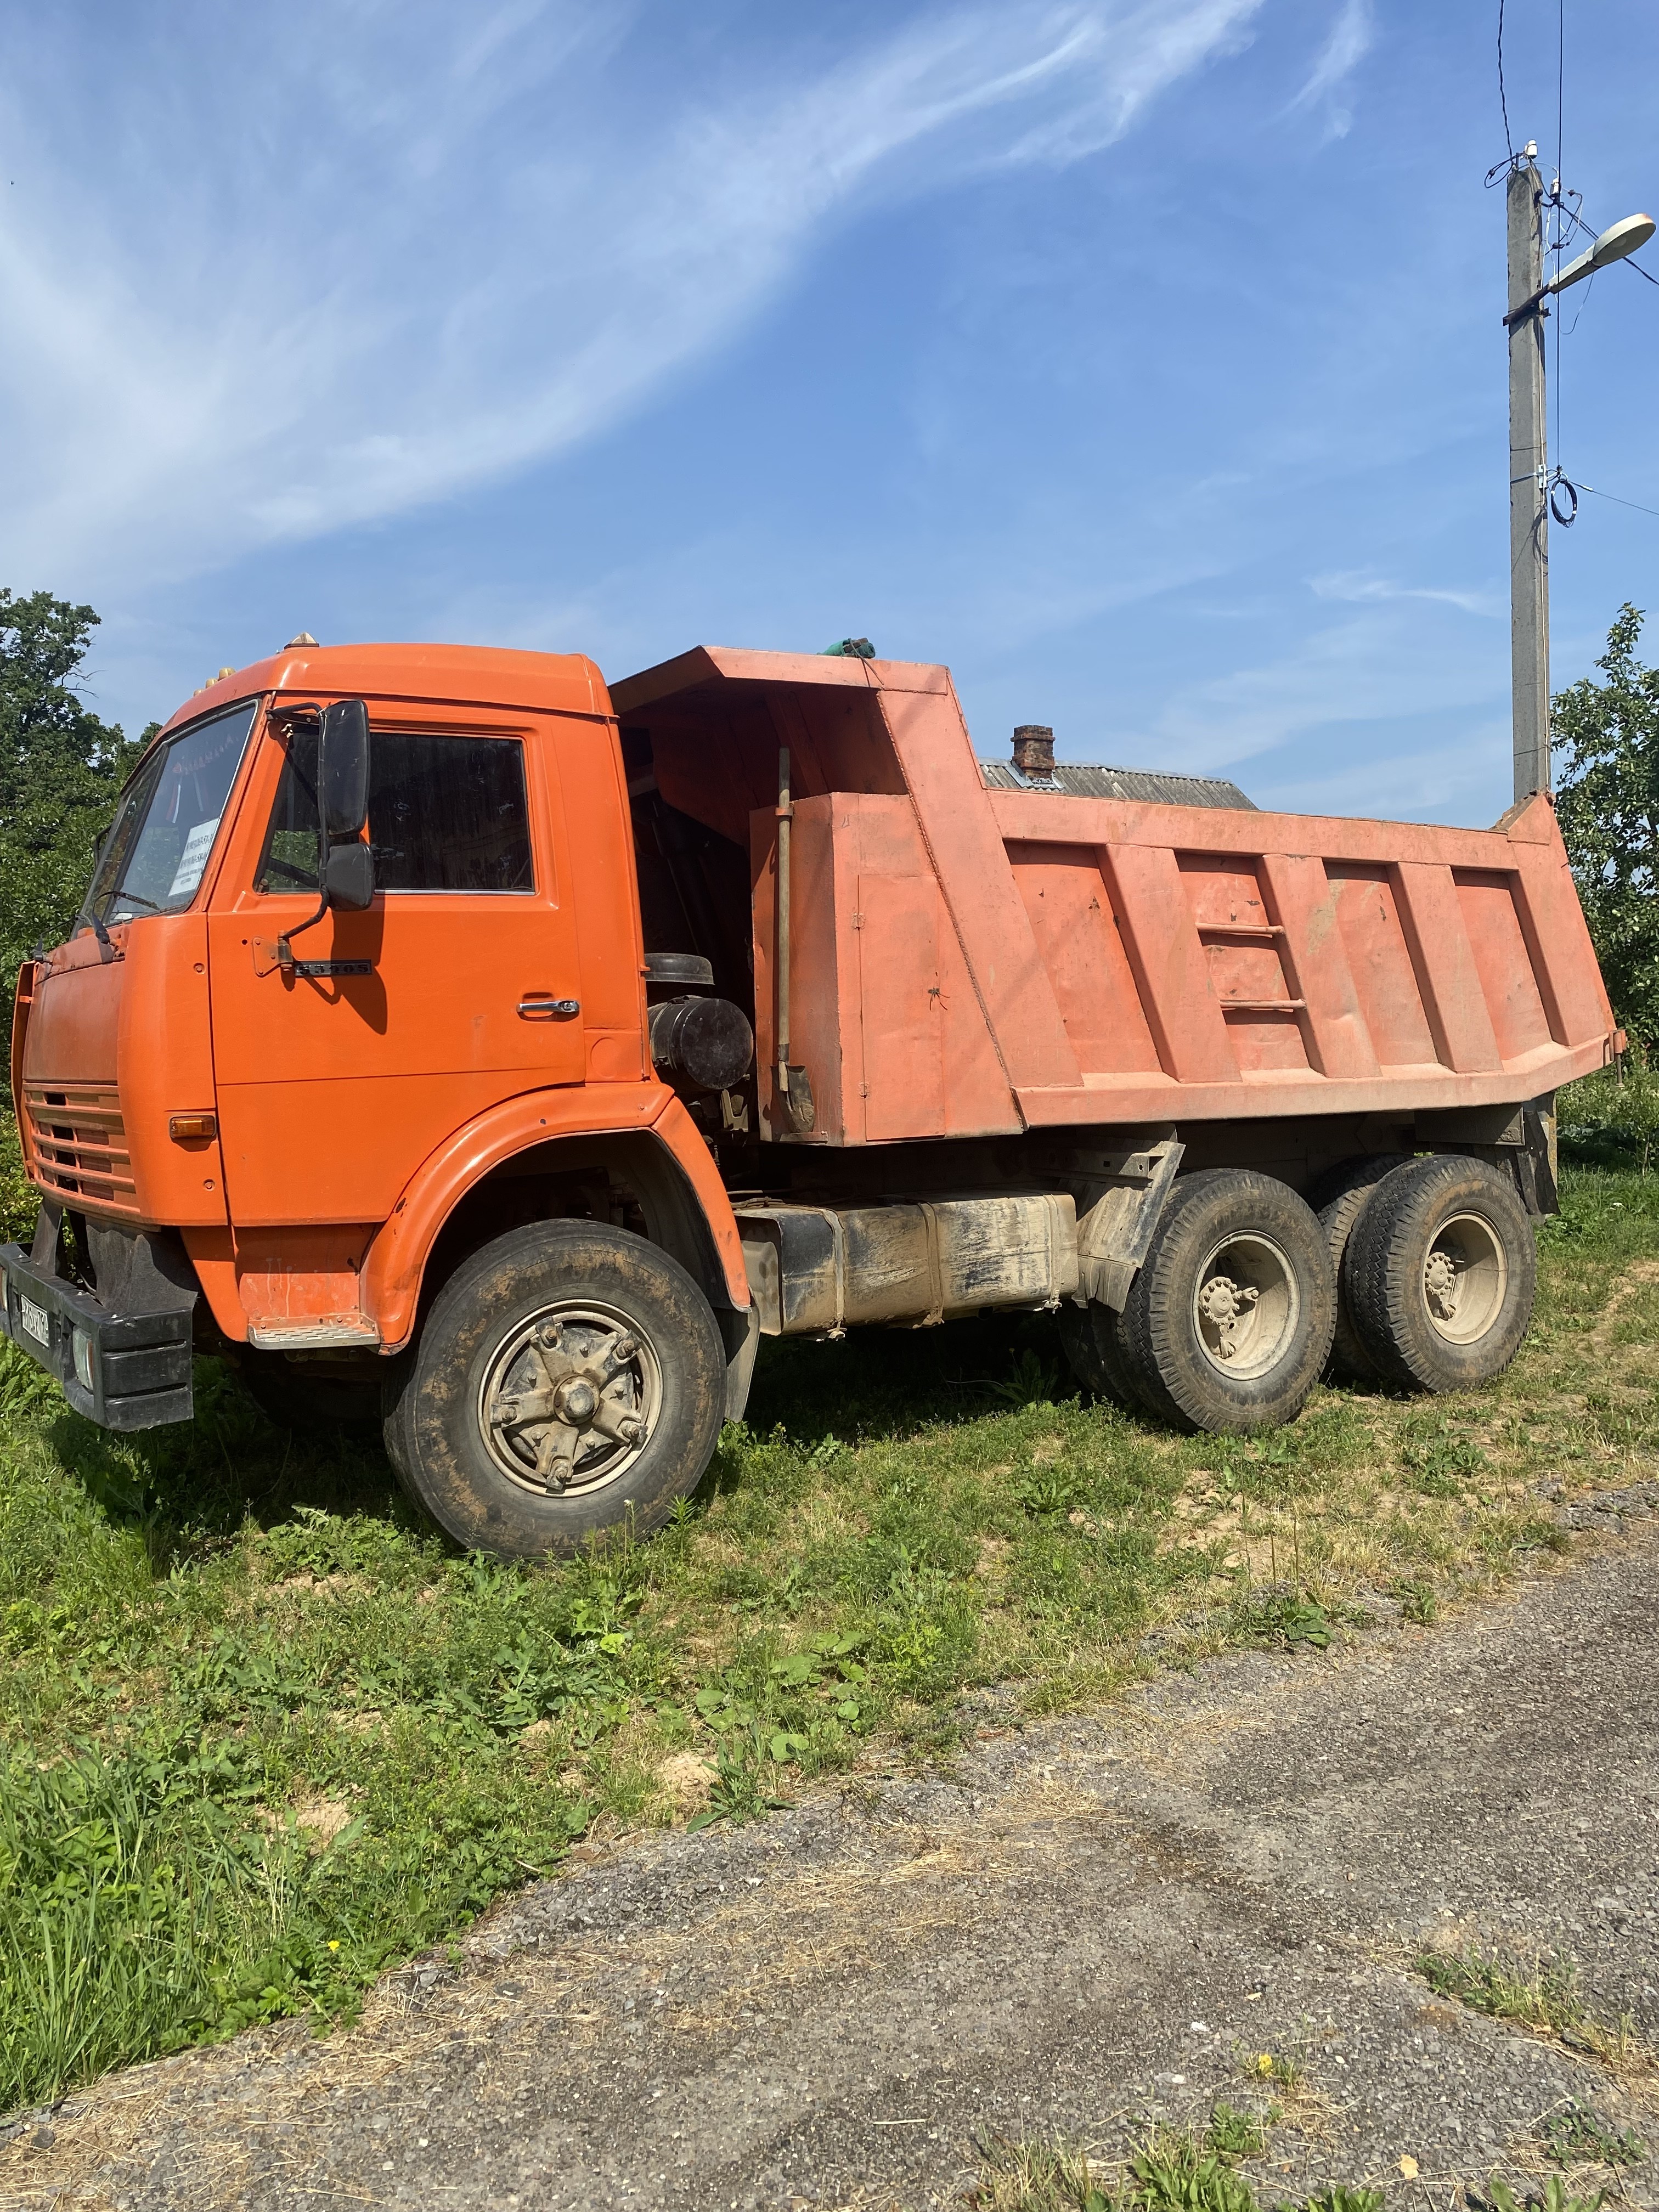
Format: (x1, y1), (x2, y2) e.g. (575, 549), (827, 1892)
(1190, 1232), (1299, 1382)
(479, 1304), (658, 1495)
(1420, 1212), (1508, 1345)
(1424, 1248), (1460, 1319)
(1195, 1273), (1260, 1357)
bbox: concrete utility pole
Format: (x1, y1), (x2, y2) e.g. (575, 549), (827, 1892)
(1507, 147), (1551, 804)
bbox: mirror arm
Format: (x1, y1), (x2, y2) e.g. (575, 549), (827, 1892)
(275, 884), (330, 972)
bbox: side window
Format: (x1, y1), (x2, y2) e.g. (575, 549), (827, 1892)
(256, 727), (535, 894)
(256, 729), (323, 890)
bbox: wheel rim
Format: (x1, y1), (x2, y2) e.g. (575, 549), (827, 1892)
(477, 1298), (663, 1497)
(1191, 1231), (1301, 1381)
(1421, 1212), (1508, 1345)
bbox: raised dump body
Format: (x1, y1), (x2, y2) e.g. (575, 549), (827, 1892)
(611, 646), (1616, 1147)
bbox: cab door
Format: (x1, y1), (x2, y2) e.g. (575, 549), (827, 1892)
(207, 710), (586, 1227)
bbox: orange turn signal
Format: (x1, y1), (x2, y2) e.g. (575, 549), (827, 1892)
(168, 1112), (218, 1142)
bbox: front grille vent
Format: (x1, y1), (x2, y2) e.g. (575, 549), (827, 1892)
(22, 1085), (139, 1216)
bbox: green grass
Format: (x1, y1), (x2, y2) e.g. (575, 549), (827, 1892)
(3, 1121), (1659, 2113)
(1417, 1943), (1645, 2069)
(968, 2121), (1383, 2212)
(1539, 2103), (1646, 2171)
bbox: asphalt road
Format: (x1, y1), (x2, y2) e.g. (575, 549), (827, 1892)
(9, 1487), (1659, 2212)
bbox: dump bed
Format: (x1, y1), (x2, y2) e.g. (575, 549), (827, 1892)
(610, 649), (1618, 1146)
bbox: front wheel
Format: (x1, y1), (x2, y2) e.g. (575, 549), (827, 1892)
(1115, 1169), (1336, 1433)
(383, 1220), (727, 1558)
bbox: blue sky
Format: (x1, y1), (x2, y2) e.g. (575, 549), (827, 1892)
(3, 0), (1656, 823)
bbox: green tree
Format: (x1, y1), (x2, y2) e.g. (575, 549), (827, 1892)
(0, 590), (149, 1024)
(1554, 602), (1659, 1045)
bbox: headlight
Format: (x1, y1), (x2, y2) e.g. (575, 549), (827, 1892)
(72, 1328), (94, 1390)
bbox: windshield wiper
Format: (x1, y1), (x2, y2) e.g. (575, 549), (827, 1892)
(107, 889), (166, 917)
(78, 886), (165, 954)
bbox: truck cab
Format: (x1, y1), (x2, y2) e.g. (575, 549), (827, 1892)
(4, 644), (754, 1554)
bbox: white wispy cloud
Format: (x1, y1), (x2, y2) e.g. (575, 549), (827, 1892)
(1251, 719), (1512, 822)
(1285, 0), (1373, 139)
(0, 0), (1260, 595)
(1102, 596), (1510, 823)
(1311, 569), (1503, 617)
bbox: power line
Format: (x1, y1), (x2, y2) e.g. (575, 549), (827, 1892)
(1574, 482), (1659, 523)
(1497, 0), (1514, 161)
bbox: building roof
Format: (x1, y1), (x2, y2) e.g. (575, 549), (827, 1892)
(979, 760), (1256, 809)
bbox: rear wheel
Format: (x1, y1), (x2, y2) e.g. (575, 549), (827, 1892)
(1116, 1170), (1335, 1432)
(383, 1220), (726, 1558)
(1057, 1299), (1142, 1410)
(1312, 1154), (1408, 1382)
(1344, 1155), (1536, 1392)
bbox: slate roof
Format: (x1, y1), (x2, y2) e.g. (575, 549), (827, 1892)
(979, 760), (1256, 809)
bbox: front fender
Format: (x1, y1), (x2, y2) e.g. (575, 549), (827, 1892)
(359, 1081), (749, 1350)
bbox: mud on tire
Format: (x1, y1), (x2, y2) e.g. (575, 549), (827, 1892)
(382, 1220), (726, 1558)
(1343, 1154), (1536, 1393)
(1116, 1169), (1336, 1433)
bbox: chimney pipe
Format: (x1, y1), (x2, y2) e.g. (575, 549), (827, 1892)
(1012, 724), (1056, 781)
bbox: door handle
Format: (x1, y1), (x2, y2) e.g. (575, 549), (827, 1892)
(518, 996), (580, 1020)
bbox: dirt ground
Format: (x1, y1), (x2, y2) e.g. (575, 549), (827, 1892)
(8, 1491), (1659, 2212)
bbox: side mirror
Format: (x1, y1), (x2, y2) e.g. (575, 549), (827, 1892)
(275, 701), (375, 967)
(318, 699), (369, 840)
(323, 840), (375, 912)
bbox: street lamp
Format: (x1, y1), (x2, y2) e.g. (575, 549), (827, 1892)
(1505, 207), (1656, 328)
(1504, 144), (1654, 804)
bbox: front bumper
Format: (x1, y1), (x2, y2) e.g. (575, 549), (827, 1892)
(0, 1235), (195, 1430)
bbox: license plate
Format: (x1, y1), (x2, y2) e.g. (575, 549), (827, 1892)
(15, 1294), (50, 1347)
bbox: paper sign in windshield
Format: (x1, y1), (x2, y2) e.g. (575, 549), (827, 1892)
(167, 816), (222, 902)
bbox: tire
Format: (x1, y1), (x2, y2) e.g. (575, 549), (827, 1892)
(239, 1352), (383, 1435)
(1344, 1154), (1536, 1393)
(1115, 1169), (1336, 1433)
(1312, 1155), (1408, 1383)
(1057, 1299), (1143, 1412)
(382, 1220), (726, 1559)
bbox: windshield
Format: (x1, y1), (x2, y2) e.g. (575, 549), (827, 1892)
(81, 701), (258, 929)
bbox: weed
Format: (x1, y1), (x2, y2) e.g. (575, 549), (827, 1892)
(1402, 1420), (1489, 1497)
(1541, 2103), (1646, 2169)
(1242, 1591), (1333, 1650)
(1393, 1579), (1438, 1626)
(1123, 2133), (1257, 2212)
(1470, 2179), (1609, 2212)
(971, 2131), (1110, 2211)
(974, 2120), (1404, 2212)
(1243, 2049), (1304, 2092)
(1204, 2105), (1268, 2162)
(1417, 1945), (1637, 2064)
(1015, 1464), (1084, 1519)
(686, 1727), (788, 1831)
(989, 1350), (1065, 1408)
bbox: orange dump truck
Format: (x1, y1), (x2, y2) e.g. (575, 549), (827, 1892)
(2, 641), (1617, 1554)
